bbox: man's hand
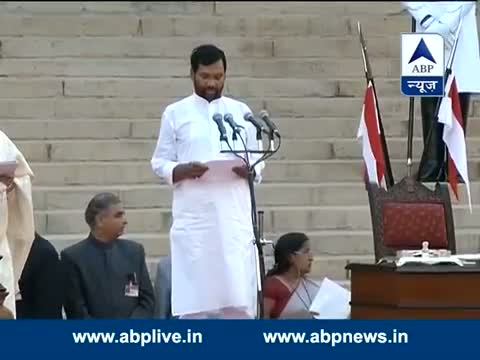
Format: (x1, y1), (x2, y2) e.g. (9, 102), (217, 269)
(172, 162), (209, 183)
(232, 165), (250, 180)
(0, 176), (14, 193)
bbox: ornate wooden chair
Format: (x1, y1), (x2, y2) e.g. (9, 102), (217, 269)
(366, 176), (456, 262)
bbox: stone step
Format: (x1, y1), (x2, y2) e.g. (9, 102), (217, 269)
(44, 229), (480, 281)
(264, 97), (480, 119)
(151, 256), (350, 291)
(0, 79), (63, 98)
(0, 76), (458, 100)
(1, 118), (340, 141)
(0, 2), (216, 15)
(9, 115), (480, 141)
(33, 204), (480, 237)
(274, 35), (401, 58)
(44, 230), (372, 274)
(0, 37), (275, 58)
(0, 95), (478, 120)
(335, 137), (480, 161)
(0, 15), (140, 36)
(142, 14), (409, 38)
(32, 181), (480, 212)
(62, 77), (338, 98)
(213, 2), (401, 16)
(0, 2), (401, 17)
(14, 136), (480, 162)
(3, 119), (133, 140)
(264, 159), (480, 183)
(46, 229), (480, 259)
(26, 158), (480, 185)
(0, 14), (410, 38)
(33, 183), (370, 210)
(31, 183), (366, 210)
(0, 35), (405, 59)
(0, 98), (261, 119)
(0, 76), (407, 99)
(63, 77), (403, 98)
(0, 58), (400, 78)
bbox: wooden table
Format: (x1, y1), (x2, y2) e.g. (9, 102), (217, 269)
(346, 262), (480, 319)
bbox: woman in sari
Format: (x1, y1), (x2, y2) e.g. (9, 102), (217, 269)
(263, 232), (320, 319)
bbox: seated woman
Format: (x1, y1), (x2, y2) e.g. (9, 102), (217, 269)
(263, 232), (320, 319)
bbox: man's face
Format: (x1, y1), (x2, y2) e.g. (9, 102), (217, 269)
(192, 60), (225, 102)
(97, 203), (128, 240)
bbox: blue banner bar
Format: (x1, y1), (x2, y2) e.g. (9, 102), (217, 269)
(0, 320), (476, 358)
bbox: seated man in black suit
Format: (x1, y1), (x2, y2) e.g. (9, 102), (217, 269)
(61, 192), (155, 319)
(16, 232), (63, 319)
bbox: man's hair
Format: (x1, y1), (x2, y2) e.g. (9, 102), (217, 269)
(84, 192), (121, 228)
(190, 44), (227, 73)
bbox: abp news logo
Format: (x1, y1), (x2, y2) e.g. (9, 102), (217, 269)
(401, 33), (444, 97)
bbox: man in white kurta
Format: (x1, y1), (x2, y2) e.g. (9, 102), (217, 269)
(151, 44), (265, 319)
(402, 2), (480, 181)
(0, 130), (35, 318)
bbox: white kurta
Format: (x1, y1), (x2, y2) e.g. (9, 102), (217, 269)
(0, 131), (35, 317)
(151, 93), (265, 317)
(402, 1), (480, 93)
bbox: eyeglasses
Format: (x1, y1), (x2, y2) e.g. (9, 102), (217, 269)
(294, 248), (312, 255)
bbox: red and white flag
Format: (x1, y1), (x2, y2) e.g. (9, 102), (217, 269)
(438, 73), (472, 211)
(357, 80), (386, 188)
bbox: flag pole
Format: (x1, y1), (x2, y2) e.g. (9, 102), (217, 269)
(437, 17), (464, 180)
(406, 17), (416, 177)
(416, 17), (464, 182)
(358, 21), (395, 189)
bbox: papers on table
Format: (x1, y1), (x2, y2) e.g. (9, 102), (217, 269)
(453, 254), (480, 261)
(396, 256), (464, 267)
(395, 254), (480, 266)
(0, 161), (17, 177)
(309, 278), (351, 319)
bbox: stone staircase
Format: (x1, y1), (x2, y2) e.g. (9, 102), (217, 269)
(2, 2), (480, 286)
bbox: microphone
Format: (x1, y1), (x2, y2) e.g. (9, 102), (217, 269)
(223, 113), (243, 141)
(258, 110), (279, 151)
(244, 112), (266, 151)
(244, 112), (266, 140)
(259, 110), (280, 139)
(212, 113), (228, 144)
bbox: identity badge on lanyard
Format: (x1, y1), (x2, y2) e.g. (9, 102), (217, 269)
(125, 272), (139, 298)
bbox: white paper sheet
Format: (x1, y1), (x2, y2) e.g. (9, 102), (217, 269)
(0, 161), (17, 177)
(453, 254), (480, 261)
(309, 278), (351, 319)
(197, 159), (246, 183)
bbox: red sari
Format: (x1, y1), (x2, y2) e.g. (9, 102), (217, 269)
(264, 276), (293, 319)
(264, 275), (320, 319)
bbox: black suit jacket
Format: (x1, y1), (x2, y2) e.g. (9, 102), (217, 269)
(16, 233), (63, 319)
(61, 234), (155, 319)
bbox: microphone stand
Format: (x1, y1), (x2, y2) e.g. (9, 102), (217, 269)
(218, 113), (280, 319)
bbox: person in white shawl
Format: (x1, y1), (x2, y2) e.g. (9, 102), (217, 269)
(0, 130), (35, 318)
